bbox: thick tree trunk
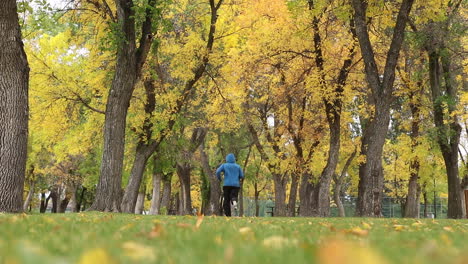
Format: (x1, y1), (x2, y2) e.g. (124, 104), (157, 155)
(160, 174), (172, 214)
(273, 173), (287, 217)
(0, 0), (29, 213)
(68, 185), (79, 213)
(121, 145), (153, 213)
(352, 0), (415, 217)
(316, 123), (340, 217)
(58, 197), (70, 213)
(177, 163), (192, 215)
(404, 174), (420, 218)
(50, 189), (58, 213)
(299, 172), (316, 216)
(91, 1), (138, 212)
(135, 185), (146, 215)
(199, 142), (222, 216)
(404, 90), (421, 218)
(427, 50), (464, 218)
(287, 174), (299, 217)
(356, 111), (389, 217)
(90, 0), (154, 212)
(149, 172), (162, 215)
(40, 192), (47, 213)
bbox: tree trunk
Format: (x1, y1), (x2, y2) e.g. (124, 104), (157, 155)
(404, 174), (421, 218)
(90, 0), (155, 212)
(352, 0), (415, 217)
(68, 186), (79, 213)
(121, 145), (154, 213)
(273, 173), (287, 217)
(0, 0), (29, 213)
(254, 182), (260, 217)
(404, 90), (422, 218)
(160, 174), (172, 214)
(50, 189), (58, 213)
(59, 197), (70, 213)
(40, 192), (47, 213)
(76, 187), (86, 212)
(427, 50), (464, 218)
(135, 185), (146, 215)
(423, 189), (428, 218)
(299, 172), (316, 216)
(316, 122), (340, 217)
(149, 172), (162, 215)
(177, 163), (192, 215)
(333, 149), (357, 217)
(23, 180), (35, 212)
(334, 180), (345, 217)
(287, 173), (299, 217)
(199, 142), (222, 216)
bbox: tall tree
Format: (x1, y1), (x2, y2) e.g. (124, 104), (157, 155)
(0, 0), (29, 213)
(90, 0), (156, 211)
(120, 0), (224, 213)
(351, 0), (415, 216)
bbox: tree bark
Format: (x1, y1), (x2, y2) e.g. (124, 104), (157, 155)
(427, 50), (464, 218)
(404, 90), (422, 218)
(90, 0), (155, 212)
(273, 173), (287, 217)
(423, 189), (428, 218)
(160, 173), (172, 214)
(23, 166), (35, 212)
(0, 0), (29, 213)
(309, 4), (356, 217)
(333, 149), (357, 217)
(40, 192), (47, 213)
(135, 184), (146, 214)
(149, 172), (162, 215)
(176, 162), (192, 215)
(49, 189), (58, 213)
(351, 0), (415, 217)
(298, 172), (316, 216)
(199, 141), (222, 216)
(287, 173), (299, 217)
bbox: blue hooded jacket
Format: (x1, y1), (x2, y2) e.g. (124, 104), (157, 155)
(216, 153), (244, 187)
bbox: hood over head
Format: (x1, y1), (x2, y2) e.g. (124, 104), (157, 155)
(226, 153), (236, 163)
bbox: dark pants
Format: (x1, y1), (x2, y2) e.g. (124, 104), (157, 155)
(223, 186), (240, 217)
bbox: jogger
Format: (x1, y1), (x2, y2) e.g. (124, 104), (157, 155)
(216, 153), (244, 217)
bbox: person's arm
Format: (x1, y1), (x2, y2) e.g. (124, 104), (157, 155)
(239, 166), (244, 180)
(216, 164), (224, 181)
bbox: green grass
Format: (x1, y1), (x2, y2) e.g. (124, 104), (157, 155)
(0, 213), (467, 264)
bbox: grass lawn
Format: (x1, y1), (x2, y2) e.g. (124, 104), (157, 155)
(0, 213), (466, 264)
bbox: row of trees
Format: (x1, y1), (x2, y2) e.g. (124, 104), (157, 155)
(1, 0), (467, 218)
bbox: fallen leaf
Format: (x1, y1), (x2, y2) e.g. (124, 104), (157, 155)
(122, 241), (155, 261)
(195, 214), (204, 229)
(148, 223), (164, 238)
(346, 227), (369, 237)
(318, 239), (387, 264)
(176, 223), (191, 228)
(239, 227), (252, 235)
(361, 222), (372, 230)
(262, 236), (298, 249)
(393, 225), (406, 231)
(78, 248), (115, 264)
(443, 226), (453, 232)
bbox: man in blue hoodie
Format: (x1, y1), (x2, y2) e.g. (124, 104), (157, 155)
(216, 153), (244, 217)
